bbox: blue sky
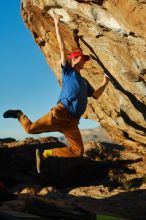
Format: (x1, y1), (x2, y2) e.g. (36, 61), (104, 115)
(0, 0), (98, 140)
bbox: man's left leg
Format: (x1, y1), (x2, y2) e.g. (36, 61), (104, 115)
(43, 125), (84, 158)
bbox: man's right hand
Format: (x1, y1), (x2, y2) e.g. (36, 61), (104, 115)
(52, 13), (63, 24)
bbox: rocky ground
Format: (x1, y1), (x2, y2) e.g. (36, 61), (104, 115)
(0, 135), (146, 219)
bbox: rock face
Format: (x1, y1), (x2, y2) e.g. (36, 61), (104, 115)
(21, 0), (146, 147)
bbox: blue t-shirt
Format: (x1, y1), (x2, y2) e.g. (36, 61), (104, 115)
(57, 61), (94, 117)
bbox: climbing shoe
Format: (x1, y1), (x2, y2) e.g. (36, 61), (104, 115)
(3, 110), (22, 119)
(43, 149), (53, 158)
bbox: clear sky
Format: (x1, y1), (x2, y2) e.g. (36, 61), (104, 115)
(0, 0), (98, 140)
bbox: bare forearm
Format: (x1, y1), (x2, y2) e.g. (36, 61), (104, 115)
(92, 83), (108, 100)
(51, 13), (67, 66)
(54, 22), (65, 51)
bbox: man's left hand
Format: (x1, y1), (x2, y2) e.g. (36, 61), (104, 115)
(103, 74), (110, 85)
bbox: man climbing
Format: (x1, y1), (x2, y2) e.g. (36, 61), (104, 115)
(3, 13), (109, 159)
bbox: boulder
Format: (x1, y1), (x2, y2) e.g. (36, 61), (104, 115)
(21, 0), (146, 147)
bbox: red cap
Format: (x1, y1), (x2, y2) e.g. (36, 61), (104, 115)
(67, 50), (90, 61)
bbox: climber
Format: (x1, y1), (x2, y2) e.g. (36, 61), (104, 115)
(3, 13), (109, 159)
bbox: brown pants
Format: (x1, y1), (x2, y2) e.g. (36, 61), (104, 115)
(19, 103), (84, 157)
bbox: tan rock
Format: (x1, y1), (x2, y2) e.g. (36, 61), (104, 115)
(21, 0), (146, 147)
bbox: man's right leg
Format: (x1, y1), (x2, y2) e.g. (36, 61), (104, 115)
(3, 108), (56, 134)
(18, 111), (55, 134)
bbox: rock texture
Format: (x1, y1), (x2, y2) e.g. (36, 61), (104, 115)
(21, 0), (146, 147)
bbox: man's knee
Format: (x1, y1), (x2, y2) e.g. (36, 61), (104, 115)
(77, 149), (84, 157)
(25, 125), (36, 134)
(27, 130), (35, 134)
(72, 147), (84, 157)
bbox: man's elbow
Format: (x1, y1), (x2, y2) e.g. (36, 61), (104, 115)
(92, 93), (98, 100)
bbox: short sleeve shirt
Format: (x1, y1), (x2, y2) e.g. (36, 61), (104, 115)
(57, 61), (94, 117)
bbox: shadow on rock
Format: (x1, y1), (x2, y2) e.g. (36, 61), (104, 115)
(35, 156), (141, 189)
(0, 141), (143, 190)
(16, 189), (146, 220)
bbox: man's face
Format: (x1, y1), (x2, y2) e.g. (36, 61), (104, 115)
(72, 56), (86, 69)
